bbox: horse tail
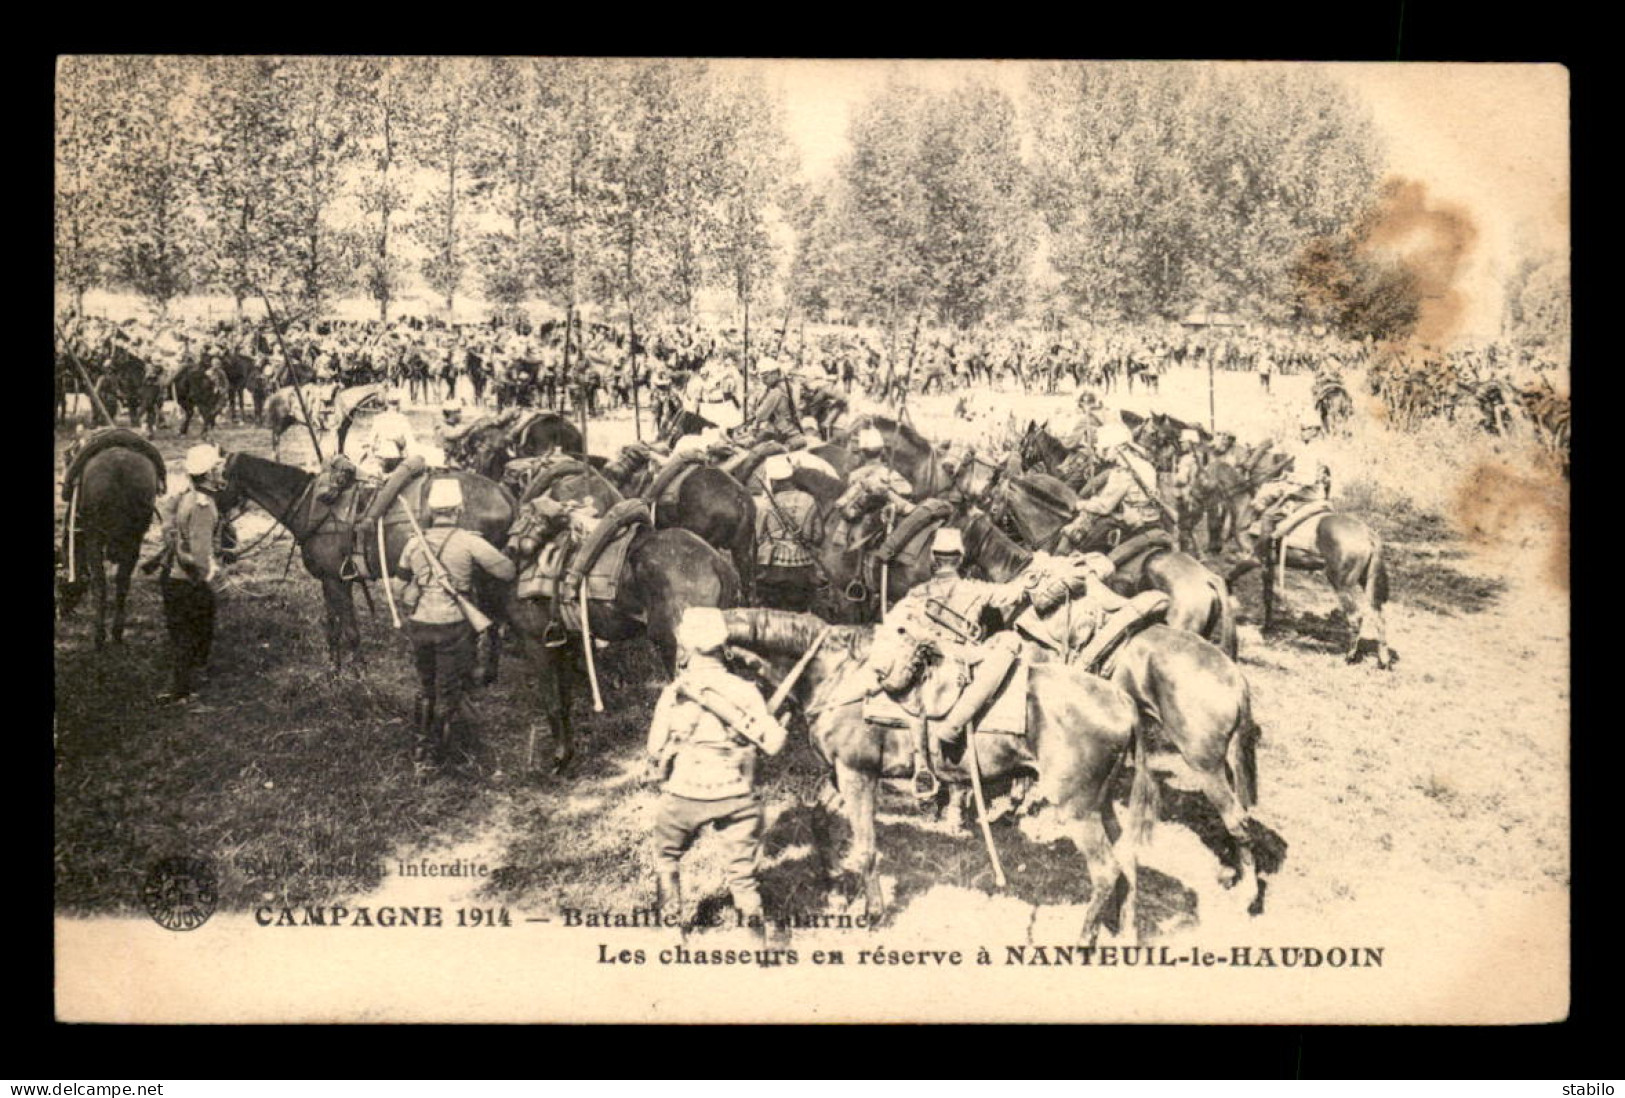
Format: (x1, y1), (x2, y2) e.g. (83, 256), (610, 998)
(1204, 573), (1238, 659)
(1229, 681), (1261, 810)
(1127, 715), (1160, 849)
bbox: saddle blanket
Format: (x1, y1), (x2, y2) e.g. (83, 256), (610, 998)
(517, 524), (638, 605)
(861, 660), (1029, 738)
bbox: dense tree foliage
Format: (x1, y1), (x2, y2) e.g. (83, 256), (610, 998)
(58, 57), (1560, 349)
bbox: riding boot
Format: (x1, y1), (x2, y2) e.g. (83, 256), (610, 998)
(936, 641), (1019, 752)
(412, 698), (439, 773)
(656, 870), (685, 937)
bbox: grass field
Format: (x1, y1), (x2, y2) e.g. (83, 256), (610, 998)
(53, 365), (1569, 946)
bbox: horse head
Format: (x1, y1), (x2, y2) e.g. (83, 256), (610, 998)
(314, 454), (358, 506)
(867, 618), (935, 696)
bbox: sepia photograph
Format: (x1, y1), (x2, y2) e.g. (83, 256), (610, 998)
(52, 56), (1570, 1024)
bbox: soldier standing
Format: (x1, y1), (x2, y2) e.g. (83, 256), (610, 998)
(1169, 428), (1203, 553)
(156, 444), (224, 705)
(392, 478), (516, 773)
(754, 455), (824, 613)
(643, 607), (788, 938)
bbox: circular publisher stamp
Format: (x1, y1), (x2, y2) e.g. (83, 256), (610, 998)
(141, 856), (218, 931)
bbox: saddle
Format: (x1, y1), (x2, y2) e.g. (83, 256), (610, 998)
(516, 498), (649, 624)
(719, 439), (787, 486)
(875, 499), (955, 563)
(61, 427), (168, 501)
(863, 655), (1030, 740)
(643, 451), (707, 505)
(1107, 528), (1175, 568)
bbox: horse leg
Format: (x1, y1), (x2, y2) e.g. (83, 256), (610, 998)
(835, 759), (881, 919)
(1193, 763), (1262, 917)
(110, 545), (136, 646)
(319, 578), (349, 673)
(90, 548), (109, 651)
(1334, 574), (1366, 663)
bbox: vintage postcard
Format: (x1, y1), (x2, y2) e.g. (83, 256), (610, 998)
(53, 57), (1569, 1024)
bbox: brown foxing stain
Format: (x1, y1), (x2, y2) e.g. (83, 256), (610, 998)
(1357, 178), (1480, 348)
(1452, 461), (1569, 593)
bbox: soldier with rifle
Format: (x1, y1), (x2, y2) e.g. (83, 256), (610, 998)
(643, 607), (788, 939)
(1059, 421), (1173, 554)
(753, 455), (825, 613)
(391, 477), (516, 774)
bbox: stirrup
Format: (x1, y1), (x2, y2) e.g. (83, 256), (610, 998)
(912, 761), (941, 800)
(340, 555), (365, 582)
(541, 620), (570, 648)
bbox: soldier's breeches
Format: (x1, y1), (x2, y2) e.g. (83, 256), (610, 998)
(408, 620), (476, 719)
(160, 577), (215, 694)
(653, 792), (766, 911)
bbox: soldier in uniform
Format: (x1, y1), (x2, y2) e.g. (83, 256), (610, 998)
(1169, 428), (1203, 552)
(841, 427), (914, 521)
(1253, 410), (1333, 551)
(435, 398), (465, 455)
(643, 606), (788, 937)
(1059, 421), (1167, 553)
(156, 444), (224, 705)
(744, 358), (799, 443)
(881, 527), (1030, 797)
(392, 478), (517, 773)
(754, 455), (824, 613)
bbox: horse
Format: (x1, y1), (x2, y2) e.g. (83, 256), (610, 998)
(828, 510), (1260, 919)
(829, 415), (955, 501)
(598, 445), (758, 601)
(511, 411), (585, 461)
(57, 438), (163, 649)
(964, 500), (1238, 659)
(1190, 443), (1293, 555)
(1314, 379), (1355, 435)
(107, 345), (164, 435)
(1233, 493), (1393, 668)
(507, 462), (740, 772)
(720, 608), (1142, 941)
(263, 384), (385, 462)
(217, 451), (515, 673)
(174, 360), (229, 438)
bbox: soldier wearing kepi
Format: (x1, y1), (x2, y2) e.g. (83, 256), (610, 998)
(1059, 421), (1167, 553)
(744, 358), (799, 443)
(155, 444), (224, 705)
(754, 454), (824, 613)
(880, 527), (1030, 797)
(392, 478), (517, 773)
(841, 427), (915, 521)
(644, 607), (788, 939)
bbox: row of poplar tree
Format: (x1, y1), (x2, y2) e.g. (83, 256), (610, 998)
(57, 57), (1402, 336)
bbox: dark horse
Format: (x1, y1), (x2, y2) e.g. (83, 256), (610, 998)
(508, 461), (740, 772)
(598, 445), (758, 602)
(174, 359), (229, 438)
(722, 608), (1142, 942)
(449, 410), (586, 483)
(218, 452), (515, 672)
(984, 479), (1238, 657)
(58, 435), (164, 649)
(1234, 493), (1393, 668)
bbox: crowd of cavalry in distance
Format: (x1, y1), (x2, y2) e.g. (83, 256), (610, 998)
(53, 302), (1570, 942)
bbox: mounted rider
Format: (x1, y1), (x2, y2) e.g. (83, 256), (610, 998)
(741, 357), (799, 444)
(879, 527), (1031, 798)
(1058, 421), (1169, 554)
(1252, 409), (1333, 551)
(840, 427), (915, 523)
